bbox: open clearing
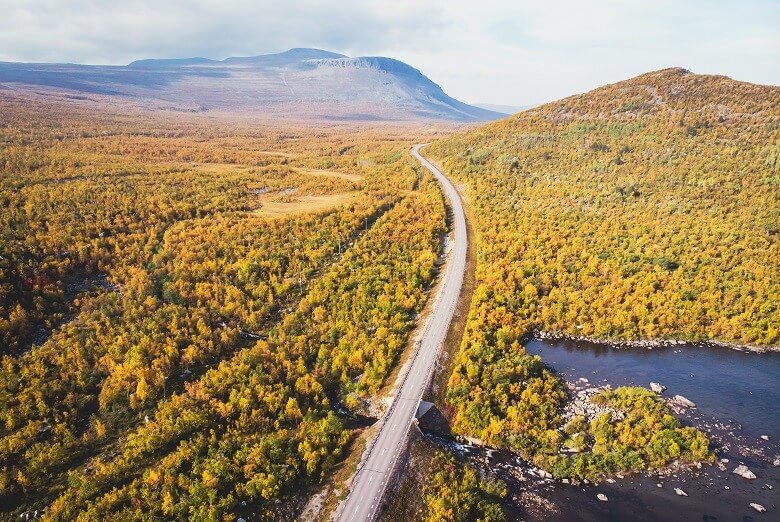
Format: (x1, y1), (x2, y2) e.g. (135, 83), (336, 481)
(296, 168), (363, 182)
(253, 192), (357, 217)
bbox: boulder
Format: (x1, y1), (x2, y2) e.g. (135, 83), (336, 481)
(733, 464), (757, 480)
(597, 493), (608, 502)
(674, 488), (688, 496)
(650, 382), (666, 393)
(760, 435), (770, 441)
(774, 458), (780, 467)
(750, 503), (766, 513)
(673, 395), (696, 408)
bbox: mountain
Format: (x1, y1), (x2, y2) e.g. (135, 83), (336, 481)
(0, 48), (503, 122)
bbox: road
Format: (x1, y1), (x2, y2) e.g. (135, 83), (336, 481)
(337, 144), (468, 522)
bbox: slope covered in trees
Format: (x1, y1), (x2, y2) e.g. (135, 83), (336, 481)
(428, 68), (777, 474)
(417, 452), (507, 522)
(0, 100), (447, 518)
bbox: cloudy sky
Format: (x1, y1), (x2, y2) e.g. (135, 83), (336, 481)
(1, 0), (778, 105)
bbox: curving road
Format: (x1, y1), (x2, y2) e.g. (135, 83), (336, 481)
(337, 144), (468, 522)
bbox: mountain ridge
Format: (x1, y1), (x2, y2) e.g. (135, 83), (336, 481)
(0, 48), (503, 122)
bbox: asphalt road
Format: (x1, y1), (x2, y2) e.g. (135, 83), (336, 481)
(337, 144), (468, 521)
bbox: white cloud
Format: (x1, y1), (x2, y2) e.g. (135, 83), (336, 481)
(0, 0), (777, 105)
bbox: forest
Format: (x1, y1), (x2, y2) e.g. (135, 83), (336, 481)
(0, 97), (447, 519)
(428, 68), (778, 477)
(417, 452), (507, 522)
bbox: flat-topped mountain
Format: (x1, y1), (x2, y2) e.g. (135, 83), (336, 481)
(0, 48), (503, 122)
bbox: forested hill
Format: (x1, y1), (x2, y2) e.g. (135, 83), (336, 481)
(534, 67), (776, 120)
(425, 68), (778, 473)
(430, 67), (780, 349)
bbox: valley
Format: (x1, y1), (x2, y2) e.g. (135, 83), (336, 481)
(1, 43), (778, 522)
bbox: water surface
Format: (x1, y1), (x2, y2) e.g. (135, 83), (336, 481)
(524, 338), (780, 438)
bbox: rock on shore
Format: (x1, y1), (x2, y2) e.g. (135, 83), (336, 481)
(672, 395), (696, 408)
(533, 331), (779, 353)
(650, 382), (666, 393)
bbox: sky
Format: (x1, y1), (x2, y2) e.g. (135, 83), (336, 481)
(0, 0), (778, 106)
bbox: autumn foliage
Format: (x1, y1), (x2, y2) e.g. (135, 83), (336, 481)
(0, 100), (446, 518)
(429, 68), (777, 475)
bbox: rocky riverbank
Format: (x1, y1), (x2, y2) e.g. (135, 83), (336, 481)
(533, 330), (780, 353)
(421, 373), (779, 520)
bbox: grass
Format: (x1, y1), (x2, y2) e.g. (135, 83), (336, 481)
(296, 167), (363, 182)
(187, 163), (253, 174)
(253, 192), (358, 217)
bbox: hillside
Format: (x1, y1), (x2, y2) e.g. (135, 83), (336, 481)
(0, 48), (502, 122)
(427, 68), (779, 463)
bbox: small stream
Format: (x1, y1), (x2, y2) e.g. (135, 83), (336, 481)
(424, 338), (779, 520)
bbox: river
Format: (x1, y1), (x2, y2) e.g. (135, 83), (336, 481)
(425, 338), (780, 520)
(524, 338), (780, 440)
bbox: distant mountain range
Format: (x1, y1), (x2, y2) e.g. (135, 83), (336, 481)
(0, 48), (504, 122)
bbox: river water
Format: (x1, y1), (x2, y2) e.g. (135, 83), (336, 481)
(425, 338), (780, 521)
(524, 338), (780, 440)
